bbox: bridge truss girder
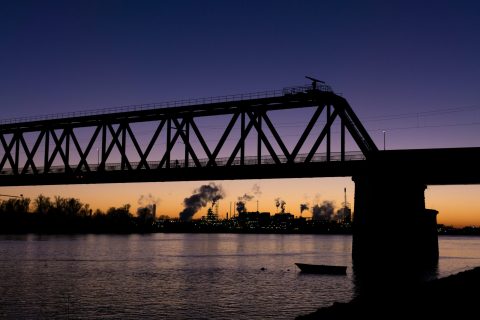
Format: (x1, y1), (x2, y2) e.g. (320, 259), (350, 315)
(0, 90), (377, 185)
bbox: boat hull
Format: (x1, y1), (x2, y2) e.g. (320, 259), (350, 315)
(295, 263), (347, 275)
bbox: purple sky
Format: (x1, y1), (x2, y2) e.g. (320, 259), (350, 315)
(1, 0), (479, 151)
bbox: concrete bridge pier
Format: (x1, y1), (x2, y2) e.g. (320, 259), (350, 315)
(352, 174), (438, 273)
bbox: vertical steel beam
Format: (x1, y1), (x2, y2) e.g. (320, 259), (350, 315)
(185, 118), (190, 168)
(101, 124), (107, 170)
(121, 123), (127, 170)
(240, 112), (245, 165)
(166, 118), (171, 168)
(341, 116), (345, 162)
(172, 118), (200, 167)
(226, 115), (256, 166)
(246, 111), (281, 165)
(158, 118), (185, 169)
(257, 112), (262, 165)
(14, 132), (20, 174)
(65, 128), (70, 171)
(44, 130), (49, 173)
(327, 105), (331, 162)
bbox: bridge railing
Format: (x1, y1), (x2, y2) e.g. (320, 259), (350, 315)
(0, 90), (273, 125)
(0, 151), (365, 175)
(0, 84), (335, 126)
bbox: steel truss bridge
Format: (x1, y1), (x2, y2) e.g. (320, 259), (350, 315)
(1, 83), (479, 186)
(0, 84), (378, 186)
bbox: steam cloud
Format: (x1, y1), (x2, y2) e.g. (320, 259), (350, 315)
(138, 193), (160, 206)
(235, 184), (260, 215)
(236, 193), (254, 214)
(275, 197), (286, 213)
(252, 184), (262, 197)
(238, 193), (254, 202)
(179, 183), (225, 221)
(236, 201), (247, 214)
(300, 203), (309, 213)
(312, 201), (335, 221)
(137, 193), (160, 216)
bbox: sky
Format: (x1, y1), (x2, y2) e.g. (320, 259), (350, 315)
(1, 0), (480, 226)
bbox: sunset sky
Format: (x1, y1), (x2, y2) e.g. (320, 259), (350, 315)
(1, 1), (480, 226)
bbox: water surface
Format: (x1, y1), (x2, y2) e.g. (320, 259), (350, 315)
(0, 234), (478, 319)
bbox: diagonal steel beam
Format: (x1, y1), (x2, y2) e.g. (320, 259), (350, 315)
(189, 118), (214, 166)
(289, 105), (325, 163)
(209, 112), (240, 166)
(337, 98), (378, 154)
(305, 109), (338, 163)
(0, 133), (16, 171)
(20, 131), (45, 175)
(138, 119), (166, 170)
(107, 123), (132, 171)
(172, 117), (201, 168)
(158, 118), (186, 169)
(246, 111), (281, 165)
(70, 126), (102, 173)
(261, 111), (291, 160)
(101, 124), (122, 168)
(47, 129), (69, 170)
(226, 113), (256, 166)
(70, 129), (89, 172)
(125, 124), (147, 170)
(81, 125), (101, 171)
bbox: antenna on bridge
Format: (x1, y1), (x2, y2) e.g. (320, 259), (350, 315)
(305, 76), (325, 90)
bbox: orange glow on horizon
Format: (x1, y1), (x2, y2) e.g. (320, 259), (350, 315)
(1, 180), (480, 228)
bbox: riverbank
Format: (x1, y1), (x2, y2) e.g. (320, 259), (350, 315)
(297, 266), (480, 319)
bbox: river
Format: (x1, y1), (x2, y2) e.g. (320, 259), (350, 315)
(0, 234), (479, 319)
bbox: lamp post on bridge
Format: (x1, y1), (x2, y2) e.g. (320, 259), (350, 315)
(382, 130), (386, 151)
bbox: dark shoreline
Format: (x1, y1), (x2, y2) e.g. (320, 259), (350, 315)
(297, 266), (480, 319)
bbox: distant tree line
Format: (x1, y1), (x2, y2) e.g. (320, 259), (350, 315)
(0, 195), (154, 234)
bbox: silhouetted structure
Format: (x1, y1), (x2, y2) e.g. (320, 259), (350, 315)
(0, 83), (374, 185)
(4, 81), (479, 267)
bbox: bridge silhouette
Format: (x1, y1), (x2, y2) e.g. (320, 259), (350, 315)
(1, 82), (479, 268)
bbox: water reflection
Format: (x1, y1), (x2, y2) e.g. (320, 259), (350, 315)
(0, 234), (479, 319)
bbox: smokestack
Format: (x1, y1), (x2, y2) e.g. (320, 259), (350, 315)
(138, 193), (160, 219)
